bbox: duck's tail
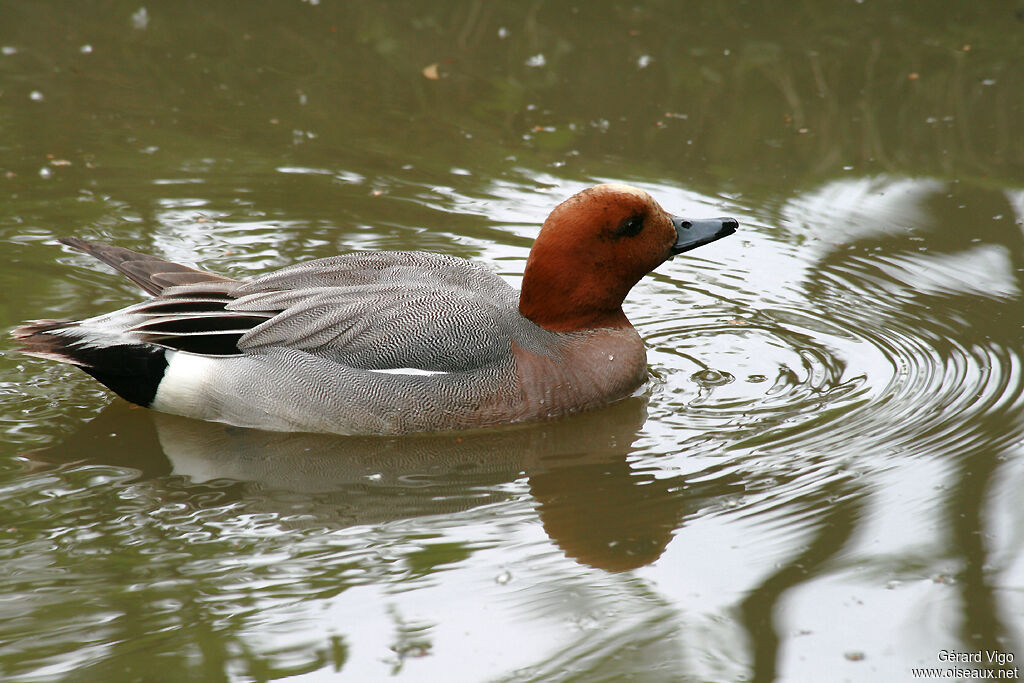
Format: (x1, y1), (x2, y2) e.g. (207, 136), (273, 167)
(12, 318), (169, 407)
(11, 318), (82, 365)
(56, 237), (235, 296)
(9, 238), (242, 406)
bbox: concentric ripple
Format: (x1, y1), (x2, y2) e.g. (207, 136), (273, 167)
(639, 234), (1024, 466)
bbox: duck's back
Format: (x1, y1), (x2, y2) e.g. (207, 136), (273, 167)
(231, 251), (523, 373)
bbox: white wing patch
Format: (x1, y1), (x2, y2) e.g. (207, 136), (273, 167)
(367, 367), (450, 377)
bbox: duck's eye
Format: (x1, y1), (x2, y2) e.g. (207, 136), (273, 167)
(615, 215), (644, 238)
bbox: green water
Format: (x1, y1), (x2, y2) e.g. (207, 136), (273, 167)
(2, 2), (1023, 681)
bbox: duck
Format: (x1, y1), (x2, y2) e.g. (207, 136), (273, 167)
(12, 184), (737, 435)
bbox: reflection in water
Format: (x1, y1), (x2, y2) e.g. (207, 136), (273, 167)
(741, 489), (865, 683)
(762, 176), (1024, 681)
(791, 177), (1024, 459)
(8, 396), (727, 679)
(34, 397), (676, 573)
(625, 174), (1023, 681)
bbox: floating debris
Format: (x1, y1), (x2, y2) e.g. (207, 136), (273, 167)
(131, 7), (149, 30)
(422, 63), (440, 80)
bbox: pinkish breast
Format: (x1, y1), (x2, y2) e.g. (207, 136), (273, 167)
(511, 327), (648, 421)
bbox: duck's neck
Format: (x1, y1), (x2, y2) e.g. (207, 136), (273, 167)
(518, 270), (632, 331)
(518, 292), (631, 332)
(518, 259), (633, 332)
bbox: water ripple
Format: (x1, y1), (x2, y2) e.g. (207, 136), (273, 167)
(643, 229), (1024, 470)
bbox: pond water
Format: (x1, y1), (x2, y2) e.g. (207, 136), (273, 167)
(2, 2), (1023, 681)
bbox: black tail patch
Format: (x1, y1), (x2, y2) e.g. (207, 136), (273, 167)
(75, 344), (168, 407)
(13, 322), (168, 407)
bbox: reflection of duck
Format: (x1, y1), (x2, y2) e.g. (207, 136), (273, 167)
(14, 185), (735, 435)
(31, 397), (694, 571)
(529, 460), (685, 572)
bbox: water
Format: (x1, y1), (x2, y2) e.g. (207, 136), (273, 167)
(2, 2), (1023, 681)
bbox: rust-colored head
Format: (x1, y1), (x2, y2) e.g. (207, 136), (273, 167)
(519, 184), (737, 332)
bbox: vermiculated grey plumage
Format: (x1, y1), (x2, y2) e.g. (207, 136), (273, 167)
(13, 240), (623, 434)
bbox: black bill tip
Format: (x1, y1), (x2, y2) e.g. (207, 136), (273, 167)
(671, 216), (738, 255)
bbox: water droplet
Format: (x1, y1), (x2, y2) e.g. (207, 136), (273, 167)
(691, 369), (735, 387)
(495, 570), (511, 585)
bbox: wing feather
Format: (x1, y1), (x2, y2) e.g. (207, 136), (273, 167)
(89, 250), (520, 370)
(233, 283), (515, 371)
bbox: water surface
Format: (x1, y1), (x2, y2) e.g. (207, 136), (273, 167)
(2, 2), (1023, 681)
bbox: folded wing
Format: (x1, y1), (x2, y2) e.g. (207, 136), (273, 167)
(120, 250), (519, 372)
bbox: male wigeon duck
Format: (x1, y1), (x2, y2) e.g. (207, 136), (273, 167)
(13, 184), (736, 434)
